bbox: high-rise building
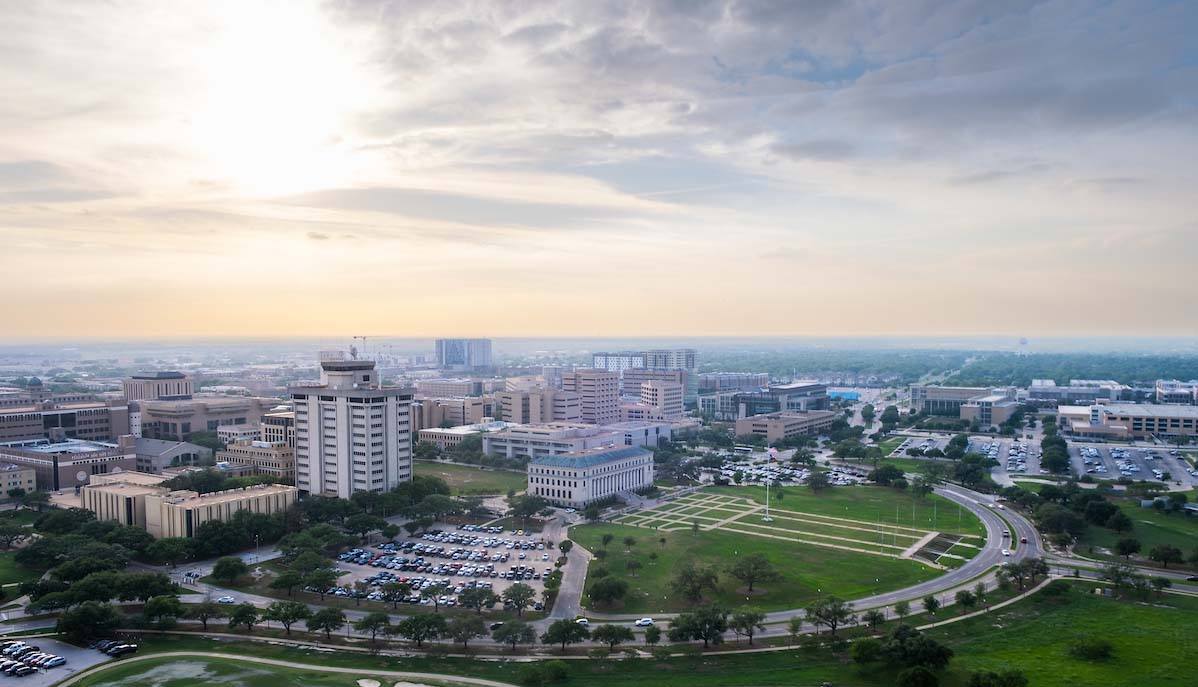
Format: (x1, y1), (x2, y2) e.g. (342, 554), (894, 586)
(122, 372), (193, 401)
(591, 352), (646, 373)
(562, 369), (619, 425)
(639, 380), (684, 420)
(289, 356), (414, 498)
(495, 388), (582, 424)
(435, 338), (493, 371)
(592, 348), (699, 404)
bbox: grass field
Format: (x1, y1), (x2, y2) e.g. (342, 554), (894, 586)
(1075, 493), (1198, 567)
(0, 551), (39, 587)
(875, 457), (952, 478)
(570, 520), (941, 613)
(414, 461), (527, 496)
(878, 437), (905, 454)
(703, 485), (985, 536)
(73, 583), (1198, 687)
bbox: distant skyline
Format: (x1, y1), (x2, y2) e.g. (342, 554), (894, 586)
(2, 1), (1196, 338)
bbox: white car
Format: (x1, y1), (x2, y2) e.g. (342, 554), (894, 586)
(575, 618), (589, 625)
(216, 595), (236, 604)
(634, 617), (654, 627)
(1001, 549), (1011, 557)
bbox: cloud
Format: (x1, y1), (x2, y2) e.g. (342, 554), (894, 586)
(306, 231), (331, 240)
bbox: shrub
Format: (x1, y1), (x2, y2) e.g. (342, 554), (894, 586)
(1069, 637), (1113, 661)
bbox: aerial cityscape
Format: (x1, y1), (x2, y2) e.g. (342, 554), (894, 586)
(1, 2), (1195, 687)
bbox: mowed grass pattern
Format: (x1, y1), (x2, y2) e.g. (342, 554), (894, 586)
(570, 521), (940, 613)
(413, 461), (527, 496)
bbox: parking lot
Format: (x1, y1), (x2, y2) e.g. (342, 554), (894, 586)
(889, 435), (951, 457)
(0, 638), (111, 687)
(1071, 442), (1198, 485)
(706, 453), (867, 487)
(329, 524), (556, 611)
(973, 437), (1044, 479)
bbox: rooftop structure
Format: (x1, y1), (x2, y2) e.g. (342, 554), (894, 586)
(527, 445), (653, 508)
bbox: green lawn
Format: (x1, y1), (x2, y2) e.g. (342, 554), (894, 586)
(73, 656), (462, 687)
(0, 551), (39, 586)
(570, 521), (940, 613)
(1075, 493), (1198, 567)
(414, 461), (527, 496)
(878, 437), (905, 454)
(72, 583), (1198, 687)
(875, 457), (953, 478)
(703, 484), (984, 536)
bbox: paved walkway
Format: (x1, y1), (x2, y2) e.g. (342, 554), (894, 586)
(901, 531), (942, 558)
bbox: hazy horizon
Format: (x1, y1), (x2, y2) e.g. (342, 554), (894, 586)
(2, 1), (1195, 338)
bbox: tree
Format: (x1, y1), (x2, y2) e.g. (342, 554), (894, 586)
(395, 613), (446, 648)
(671, 561), (719, 603)
(1069, 637), (1114, 661)
(882, 624), (954, 670)
(644, 624), (662, 646)
(954, 589), (977, 615)
(592, 623), (635, 652)
(1105, 510), (1133, 533)
(787, 616), (803, 645)
(1115, 538), (1142, 559)
(145, 537), (193, 567)
(460, 587), (499, 614)
(862, 609), (886, 631)
(897, 666), (940, 687)
(807, 470), (831, 492)
(622, 536), (637, 553)
(502, 582), (536, 617)
(447, 614), (488, 650)
(1149, 576), (1172, 597)
(211, 556), (249, 584)
(144, 594), (184, 625)
(187, 599), (226, 631)
(805, 596), (855, 636)
(588, 577), (628, 607)
(227, 603), (260, 632)
(421, 580), (451, 612)
(730, 609), (766, 645)
(0, 520), (27, 549)
(304, 567), (340, 601)
(862, 404), (876, 424)
(382, 581), (412, 609)
(1100, 562), (1143, 597)
(727, 552), (781, 592)
(1148, 544), (1183, 568)
(307, 607), (347, 640)
(541, 618), (590, 653)
(601, 533), (614, 549)
(56, 601), (122, 641)
(559, 540), (574, 554)
(894, 599), (911, 620)
(968, 670), (1029, 687)
(264, 600), (310, 635)
(626, 559), (643, 576)
(353, 611), (393, 646)
(852, 637), (884, 664)
(344, 513), (387, 542)
(667, 605), (729, 648)
(492, 620), (537, 651)
(922, 595), (940, 615)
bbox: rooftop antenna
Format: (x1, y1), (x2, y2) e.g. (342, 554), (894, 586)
(353, 335), (369, 360)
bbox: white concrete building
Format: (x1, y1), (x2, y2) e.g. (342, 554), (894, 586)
(289, 356), (414, 498)
(527, 445), (653, 508)
(482, 422), (622, 460)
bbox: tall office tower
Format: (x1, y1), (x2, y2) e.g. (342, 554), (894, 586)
(435, 338), (493, 371)
(562, 369), (620, 425)
(591, 351), (646, 373)
(289, 355), (414, 498)
(644, 348), (699, 404)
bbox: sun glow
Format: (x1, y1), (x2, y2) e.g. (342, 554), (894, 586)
(187, 2), (379, 196)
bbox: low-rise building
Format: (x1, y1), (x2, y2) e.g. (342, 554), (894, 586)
(139, 396), (275, 441)
(698, 372), (770, 393)
(217, 425), (261, 444)
(133, 437), (213, 473)
(482, 422), (622, 460)
(215, 440), (295, 482)
(0, 463), (36, 499)
(1155, 380), (1198, 405)
(416, 420), (515, 451)
(1057, 403), (1198, 440)
(959, 393), (1021, 428)
(415, 378), (500, 397)
(602, 420), (673, 448)
(122, 372), (193, 401)
(0, 436), (137, 491)
(527, 445), (653, 508)
(1028, 379), (1131, 405)
(909, 385), (993, 415)
(734, 410), (838, 443)
(0, 399), (130, 443)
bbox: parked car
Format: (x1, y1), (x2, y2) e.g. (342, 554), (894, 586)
(634, 618), (654, 627)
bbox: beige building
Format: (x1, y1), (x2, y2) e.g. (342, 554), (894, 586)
(122, 372), (193, 401)
(908, 385), (994, 415)
(734, 410), (838, 443)
(482, 422), (622, 460)
(1057, 403), (1198, 440)
(416, 420), (515, 451)
(261, 410), (296, 447)
(495, 388), (582, 424)
(215, 440), (295, 482)
(527, 445), (653, 508)
(415, 378), (501, 397)
(959, 394), (1020, 428)
(0, 463), (36, 499)
(217, 425), (261, 444)
(638, 380), (683, 420)
(132, 437), (213, 473)
(562, 369), (619, 425)
(80, 471), (297, 538)
(139, 396), (275, 441)
(412, 396), (496, 430)
(0, 436), (137, 491)
(0, 400), (130, 443)
(620, 368), (688, 398)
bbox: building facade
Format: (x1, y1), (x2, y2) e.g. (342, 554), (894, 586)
(435, 339), (493, 371)
(562, 369), (619, 425)
(734, 410), (838, 443)
(0, 400), (130, 444)
(1155, 380), (1198, 405)
(122, 372), (193, 401)
(482, 422), (622, 460)
(527, 445), (653, 508)
(138, 396), (273, 441)
(0, 436), (137, 491)
(698, 372), (770, 393)
(495, 388), (582, 424)
(1058, 403), (1198, 440)
(0, 463), (36, 499)
(133, 437), (213, 473)
(909, 385), (992, 415)
(215, 441), (296, 482)
(217, 425), (261, 444)
(290, 357), (414, 498)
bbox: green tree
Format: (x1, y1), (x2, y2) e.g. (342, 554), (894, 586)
(1148, 544), (1183, 568)
(304, 567), (340, 601)
(421, 580), (451, 612)
(502, 582), (536, 617)
(541, 618), (590, 653)
(211, 556), (249, 583)
(382, 581), (412, 609)
(588, 577), (628, 607)
(592, 623), (635, 652)
(671, 561), (719, 603)
(805, 596), (855, 636)
(807, 470), (831, 492)
(1115, 538), (1141, 559)
(954, 589), (977, 615)
(894, 599), (911, 620)
(145, 537), (193, 567)
(730, 608), (766, 645)
(862, 608), (886, 631)
(727, 552), (781, 592)
(186, 599), (226, 631)
(492, 620), (537, 651)
(897, 665), (940, 687)
(264, 600), (310, 635)
(922, 595), (940, 615)
(395, 613), (447, 648)
(459, 586), (498, 614)
(968, 669), (1029, 687)
(667, 605), (728, 648)
(306, 607), (346, 640)
(787, 615), (803, 645)
(644, 624), (662, 646)
(353, 611), (393, 646)
(447, 614), (488, 650)
(852, 637), (884, 664)
(0, 520), (27, 549)
(56, 601), (122, 641)
(143, 594), (184, 625)
(227, 603), (260, 632)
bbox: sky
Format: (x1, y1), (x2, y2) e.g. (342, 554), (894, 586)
(1, 0), (1195, 340)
